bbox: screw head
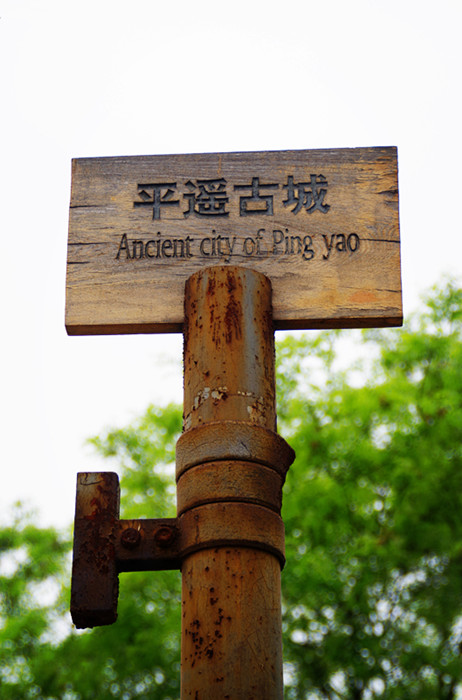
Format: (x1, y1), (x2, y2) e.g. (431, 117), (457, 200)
(154, 526), (176, 548)
(121, 527), (141, 549)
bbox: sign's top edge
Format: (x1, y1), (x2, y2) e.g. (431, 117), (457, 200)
(71, 145), (398, 165)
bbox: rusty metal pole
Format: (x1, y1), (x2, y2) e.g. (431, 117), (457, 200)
(177, 266), (294, 699)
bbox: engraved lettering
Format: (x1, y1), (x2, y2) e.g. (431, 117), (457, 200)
(132, 240), (144, 259)
(200, 237), (212, 256)
(271, 229), (314, 261)
(322, 234), (335, 260)
(183, 179), (229, 217)
(348, 233), (360, 252)
(217, 236), (236, 262)
(302, 235), (314, 261)
(184, 236), (194, 258)
(199, 233), (237, 262)
(323, 233), (360, 259)
(288, 235), (302, 254)
(256, 229), (265, 255)
(145, 234), (161, 259)
(134, 183), (180, 220)
(162, 240), (172, 257)
(117, 226), (359, 265)
(283, 174), (330, 214)
(234, 177), (278, 216)
(116, 233), (131, 260)
(335, 233), (346, 252)
(243, 237), (255, 255)
(116, 232), (194, 260)
(272, 229), (284, 254)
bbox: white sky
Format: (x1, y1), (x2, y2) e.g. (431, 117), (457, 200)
(1, 0), (461, 528)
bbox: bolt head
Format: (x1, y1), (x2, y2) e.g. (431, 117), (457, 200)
(121, 527), (141, 549)
(154, 526), (176, 548)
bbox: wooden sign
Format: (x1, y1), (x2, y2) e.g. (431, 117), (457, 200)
(66, 147), (401, 334)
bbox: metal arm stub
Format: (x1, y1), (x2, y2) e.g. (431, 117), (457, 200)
(70, 472), (181, 629)
(71, 422), (295, 629)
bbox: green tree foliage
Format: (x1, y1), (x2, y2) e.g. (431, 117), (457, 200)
(279, 279), (462, 699)
(0, 506), (70, 699)
(1, 407), (183, 700)
(1, 280), (461, 699)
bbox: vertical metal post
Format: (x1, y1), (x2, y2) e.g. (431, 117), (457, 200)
(178, 266), (293, 699)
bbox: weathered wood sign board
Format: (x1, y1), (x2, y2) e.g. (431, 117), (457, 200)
(66, 147), (401, 334)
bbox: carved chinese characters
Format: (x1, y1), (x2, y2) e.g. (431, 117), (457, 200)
(133, 175), (330, 220)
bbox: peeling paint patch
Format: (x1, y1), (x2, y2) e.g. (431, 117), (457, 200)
(247, 397), (266, 425)
(211, 386), (228, 402)
(193, 387), (210, 410)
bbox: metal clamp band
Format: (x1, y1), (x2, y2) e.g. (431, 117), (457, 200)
(176, 421), (295, 480)
(176, 460), (283, 516)
(178, 502), (286, 568)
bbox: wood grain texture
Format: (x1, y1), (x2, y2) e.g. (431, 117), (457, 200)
(65, 147), (402, 334)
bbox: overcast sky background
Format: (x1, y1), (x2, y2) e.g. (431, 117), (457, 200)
(1, 0), (461, 529)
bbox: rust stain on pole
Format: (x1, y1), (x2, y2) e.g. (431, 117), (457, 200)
(182, 548), (283, 698)
(180, 266), (293, 699)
